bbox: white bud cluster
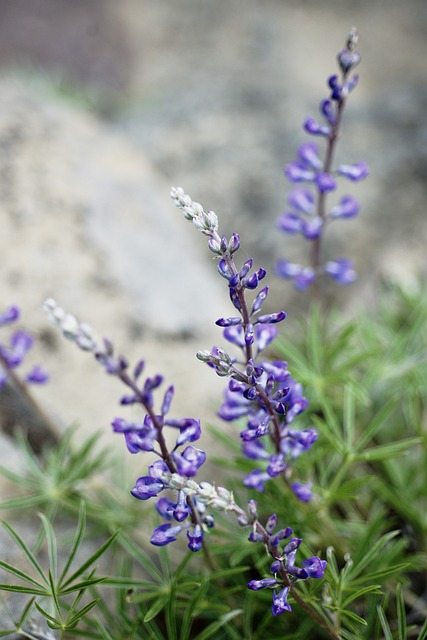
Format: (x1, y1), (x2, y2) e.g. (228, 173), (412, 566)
(170, 186), (219, 236)
(43, 298), (98, 352)
(162, 472), (237, 513)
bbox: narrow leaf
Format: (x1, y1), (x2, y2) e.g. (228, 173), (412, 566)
(0, 521), (47, 585)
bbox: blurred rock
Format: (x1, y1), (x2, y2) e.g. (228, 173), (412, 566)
(0, 77), (228, 457)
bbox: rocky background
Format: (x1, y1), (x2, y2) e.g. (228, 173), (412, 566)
(0, 0), (426, 631)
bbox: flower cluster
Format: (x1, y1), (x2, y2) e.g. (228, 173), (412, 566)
(245, 501), (326, 616)
(0, 305), (48, 390)
(276, 28), (368, 291)
(43, 298), (213, 553)
(172, 188), (316, 501)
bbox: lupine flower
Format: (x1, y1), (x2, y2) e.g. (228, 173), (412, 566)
(272, 587), (292, 615)
(43, 298), (211, 553)
(245, 512), (326, 615)
(172, 188), (315, 501)
(276, 28), (367, 291)
(0, 305), (48, 390)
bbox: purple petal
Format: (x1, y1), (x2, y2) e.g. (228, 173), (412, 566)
(337, 161), (369, 181)
(0, 306), (20, 326)
(277, 212), (303, 234)
(288, 188), (315, 215)
(329, 195), (360, 219)
(131, 476), (164, 500)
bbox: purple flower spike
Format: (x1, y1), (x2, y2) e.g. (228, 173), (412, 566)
(277, 29), (364, 293)
(131, 476), (164, 501)
(272, 587), (292, 615)
(150, 523), (183, 547)
(302, 556), (327, 579)
(0, 306), (20, 326)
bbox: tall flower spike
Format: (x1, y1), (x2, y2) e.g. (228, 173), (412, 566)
(276, 28), (367, 293)
(174, 189), (315, 501)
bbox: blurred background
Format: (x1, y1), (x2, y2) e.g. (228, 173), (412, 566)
(0, 0), (427, 454)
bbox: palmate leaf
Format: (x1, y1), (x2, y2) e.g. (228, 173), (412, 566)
(60, 531), (118, 590)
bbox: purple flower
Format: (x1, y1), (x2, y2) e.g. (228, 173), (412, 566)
(150, 523), (183, 547)
(315, 172), (337, 193)
(285, 163), (315, 183)
(25, 365), (49, 384)
(243, 469), (270, 492)
(291, 481), (313, 503)
(303, 117), (330, 136)
(0, 306), (20, 326)
(302, 217), (323, 240)
(288, 188), (315, 215)
(272, 587), (292, 615)
(266, 454), (286, 477)
(187, 524), (204, 552)
(1, 331), (33, 368)
(155, 497), (175, 520)
(276, 28), (365, 293)
(329, 195), (360, 219)
(298, 142), (323, 169)
(131, 476), (165, 501)
(302, 556), (327, 579)
(277, 212), (303, 234)
(172, 446), (206, 477)
(337, 161), (369, 181)
(166, 417), (201, 445)
(324, 258), (357, 284)
(247, 578), (278, 591)
(172, 491), (191, 522)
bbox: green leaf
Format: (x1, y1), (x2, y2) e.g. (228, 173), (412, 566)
(359, 438), (421, 462)
(0, 520), (47, 585)
(61, 532), (118, 588)
(0, 560), (45, 590)
(192, 610), (243, 640)
(66, 599), (101, 627)
(377, 605), (393, 640)
(396, 584), (407, 640)
(342, 585), (383, 608)
(0, 583), (47, 596)
(39, 514), (57, 582)
(143, 596), (169, 623)
(418, 616), (427, 640)
(58, 501), (86, 586)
